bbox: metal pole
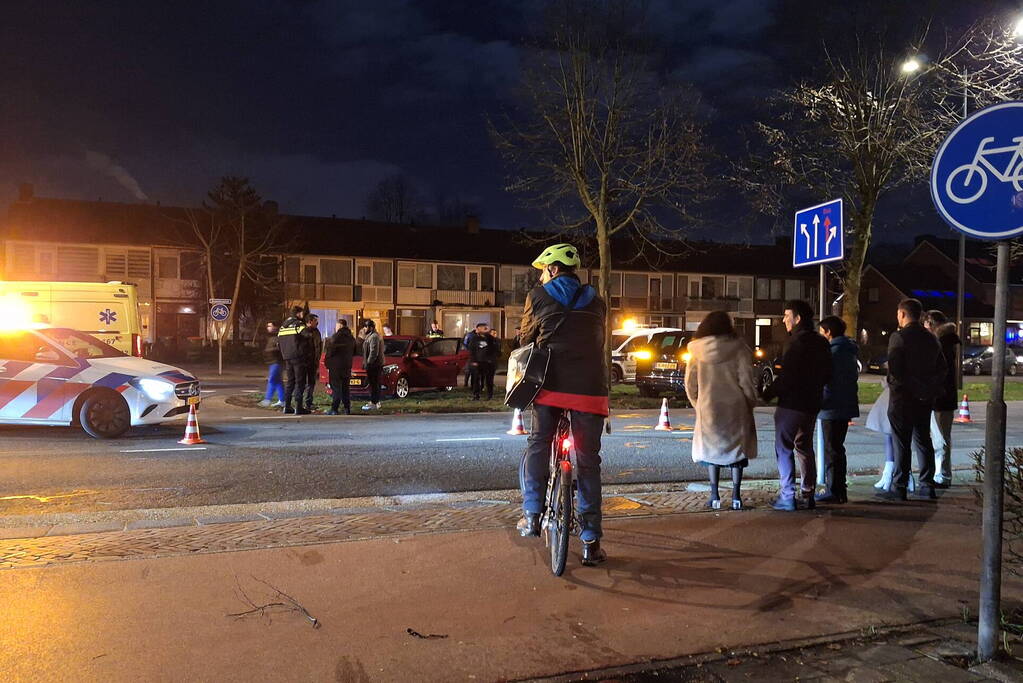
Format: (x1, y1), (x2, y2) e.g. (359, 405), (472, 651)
(977, 240), (1009, 662)
(957, 234), (966, 390)
(816, 264), (827, 487)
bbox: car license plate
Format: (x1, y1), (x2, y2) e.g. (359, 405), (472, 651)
(187, 396), (201, 405)
(654, 362), (678, 371)
(349, 379), (362, 386)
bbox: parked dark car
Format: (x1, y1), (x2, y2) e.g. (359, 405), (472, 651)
(633, 331), (690, 398)
(962, 346), (1020, 376)
(866, 353), (888, 374)
(319, 335), (468, 399)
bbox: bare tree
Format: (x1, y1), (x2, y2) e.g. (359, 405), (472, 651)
(364, 174), (422, 223)
(735, 40), (950, 334)
(181, 177), (288, 354)
(491, 0), (710, 362)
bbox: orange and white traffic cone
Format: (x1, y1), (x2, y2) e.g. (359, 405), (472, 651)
(506, 408), (528, 435)
(655, 398), (672, 431)
(178, 404), (206, 445)
(955, 394), (972, 423)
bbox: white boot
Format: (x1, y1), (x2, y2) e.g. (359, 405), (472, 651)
(908, 473), (916, 493)
(874, 461), (895, 489)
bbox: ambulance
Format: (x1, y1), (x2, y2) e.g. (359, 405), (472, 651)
(0, 281), (144, 356)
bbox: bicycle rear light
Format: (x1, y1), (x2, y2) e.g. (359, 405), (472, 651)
(561, 437), (573, 453)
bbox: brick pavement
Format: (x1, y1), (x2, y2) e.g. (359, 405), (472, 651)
(0, 489), (780, 570)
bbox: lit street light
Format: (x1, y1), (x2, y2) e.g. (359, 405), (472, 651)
(900, 56), (921, 74)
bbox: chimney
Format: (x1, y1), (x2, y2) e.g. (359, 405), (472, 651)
(18, 183), (34, 202)
(466, 214), (480, 234)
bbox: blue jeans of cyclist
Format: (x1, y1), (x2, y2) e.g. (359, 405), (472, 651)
(264, 363), (284, 402)
(520, 405), (604, 542)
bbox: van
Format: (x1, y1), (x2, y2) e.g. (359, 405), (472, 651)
(0, 281), (144, 356)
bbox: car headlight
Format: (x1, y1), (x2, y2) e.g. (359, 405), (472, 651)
(680, 351), (691, 363)
(131, 378), (175, 401)
(383, 364), (400, 374)
(633, 350), (652, 360)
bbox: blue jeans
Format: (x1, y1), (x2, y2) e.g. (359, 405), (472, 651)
(264, 363), (284, 402)
(774, 407), (817, 500)
(520, 405), (604, 541)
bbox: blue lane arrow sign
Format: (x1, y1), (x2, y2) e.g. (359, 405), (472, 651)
(793, 199), (844, 268)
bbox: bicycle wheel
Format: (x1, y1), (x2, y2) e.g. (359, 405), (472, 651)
(549, 459), (572, 576)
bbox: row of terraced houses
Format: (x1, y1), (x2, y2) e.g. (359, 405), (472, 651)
(2, 185), (1021, 361)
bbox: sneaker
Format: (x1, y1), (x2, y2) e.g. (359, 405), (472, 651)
(815, 491), (847, 504)
(270, 401), (284, 408)
(361, 402), (379, 411)
(257, 399), (272, 407)
(283, 406), (295, 415)
(516, 514), (541, 537)
(801, 494), (816, 510)
(933, 480), (951, 489)
(581, 540), (607, 566)
(325, 410), (339, 415)
(771, 496), (797, 511)
(731, 498), (743, 510)
(706, 498), (721, 510)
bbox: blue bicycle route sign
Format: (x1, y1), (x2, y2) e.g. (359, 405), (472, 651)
(792, 199), (843, 268)
(210, 303), (230, 322)
(931, 100), (1023, 240)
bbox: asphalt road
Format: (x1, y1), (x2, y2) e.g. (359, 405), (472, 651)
(1, 376), (1017, 517)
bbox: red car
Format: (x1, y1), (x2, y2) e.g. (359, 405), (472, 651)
(319, 335), (469, 399)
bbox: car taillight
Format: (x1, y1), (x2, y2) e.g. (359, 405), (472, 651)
(132, 334), (143, 357)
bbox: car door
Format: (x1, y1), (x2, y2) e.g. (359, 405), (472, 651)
(0, 331), (77, 422)
(404, 339), (433, 388)
(424, 338), (461, 387)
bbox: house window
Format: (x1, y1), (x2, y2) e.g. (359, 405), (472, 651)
(356, 264), (372, 285)
(481, 267), (495, 291)
(868, 287), (880, 303)
(770, 279), (783, 300)
(105, 253), (127, 277)
(784, 279), (801, 300)
(415, 264), (433, 288)
(756, 278), (770, 300)
(624, 274), (647, 298)
(726, 279), (739, 298)
(158, 256), (178, 279)
(321, 259), (352, 285)
(689, 279), (700, 298)
(437, 265), (466, 290)
(303, 264), (316, 283)
(702, 276), (724, 299)
(372, 262), (392, 286)
(285, 257), (301, 282)
(398, 266), (415, 288)
(676, 275), (689, 300)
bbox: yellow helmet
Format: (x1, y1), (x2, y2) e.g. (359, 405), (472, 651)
(532, 243), (581, 270)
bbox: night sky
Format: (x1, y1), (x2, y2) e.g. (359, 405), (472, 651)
(0, 0), (1012, 240)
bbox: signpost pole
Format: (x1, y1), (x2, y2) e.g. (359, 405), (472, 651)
(816, 264), (827, 487)
(956, 234), (965, 390)
(218, 335), (223, 377)
(977, 240), (1009, 661)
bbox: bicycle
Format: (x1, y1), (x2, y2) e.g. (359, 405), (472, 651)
(541, 414), (576, 576)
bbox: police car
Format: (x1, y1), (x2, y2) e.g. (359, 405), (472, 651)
(0, 326), (200, 438)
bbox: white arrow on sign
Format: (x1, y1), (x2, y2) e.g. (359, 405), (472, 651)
(812, 214), (820, 258)
(800, 223), (811, 259)
(825, 225), (837, 255)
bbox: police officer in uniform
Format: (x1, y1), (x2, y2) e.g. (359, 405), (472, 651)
(277, 306), (310, 415)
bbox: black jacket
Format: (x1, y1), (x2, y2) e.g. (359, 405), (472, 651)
(520, 274), (608, 415)
(324, 328), (356, 374)
(262, 334), (283, 365)
(277, 315), (307, 362)
(887, 321), (946, 404)
(466, 331), (499, 364)
(301, 326), (323, 365)
(934, 323), (962, 411)
(762, 326), (833, 414)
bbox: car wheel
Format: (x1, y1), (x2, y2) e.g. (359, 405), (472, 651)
(974, 365), (983, 376)
(611, 365), (624, 384)
(1010, 364), (1019, 376)
(758, 371), (773, 396)
(394, 375), (410, 399)
(79, 391), (131, 439)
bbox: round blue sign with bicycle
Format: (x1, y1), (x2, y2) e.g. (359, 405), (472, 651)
(931, 101), (1023, 240)
(210, 303), (230, 322)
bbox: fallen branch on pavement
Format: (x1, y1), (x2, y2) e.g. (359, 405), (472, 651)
(406, 627), (448, 639)
(227, 575), (320, 629)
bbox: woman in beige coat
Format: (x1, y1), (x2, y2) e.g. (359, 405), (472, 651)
(684, 311), (759, 510)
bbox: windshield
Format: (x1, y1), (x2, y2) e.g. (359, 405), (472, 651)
(612, 335), (629, 350)
(963, 347), (985, 359)
(38, 328), (126, 359)
(384, 339), (410, 356)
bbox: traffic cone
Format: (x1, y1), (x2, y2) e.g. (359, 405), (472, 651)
(506, 408), (528, 435)
(655, 398), (672, 431)
(955, 394), (972, 423)
(178, 404), (206, 445)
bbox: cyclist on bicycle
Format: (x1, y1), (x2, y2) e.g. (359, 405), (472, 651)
(516, 243), (608, 566)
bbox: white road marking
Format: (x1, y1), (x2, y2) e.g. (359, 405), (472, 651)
(120, 447), (208, 453)
(240, 415), (301, 420)
(435, 437), (502, 442)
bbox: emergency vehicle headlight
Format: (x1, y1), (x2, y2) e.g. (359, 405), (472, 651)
(132, 378), (175, 401)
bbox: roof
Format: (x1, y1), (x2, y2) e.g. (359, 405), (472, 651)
(909, 235), (1023, 284)
(870, 264), (995, 318)
(2, 196), (815, 278)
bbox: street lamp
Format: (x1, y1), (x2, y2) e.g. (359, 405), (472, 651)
(1014, 15), (1023, 38)
(900, 57), (922, 74)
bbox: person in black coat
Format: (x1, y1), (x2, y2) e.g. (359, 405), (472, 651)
(925, 310), (961, 488)
(762, 299), (833, 511)
(880, 298), (947, 501)
(466, 322), (499, 400)
(300, 314), (323, 412)
(324, 320), (356, 415)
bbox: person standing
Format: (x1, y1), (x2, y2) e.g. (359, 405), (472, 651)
(517, 243), (608, 566)
(467, 323), (497, 400)
(762, 299), (832, 511)
(684, 311), (758, 510)
(259, 321), (285, 408)
(428, 321), (444, 338)
(925, 310), (960, 488)
(361, 319), (385, 411)
(879, 298), (946, 501)
(324, 320), (356, 415)
(816, 315), (860, 504)
(462, 327), (476, 388)
(300, 314), (323, 412)
(512, 326), (522, 350)
(277, 306), (309, 415)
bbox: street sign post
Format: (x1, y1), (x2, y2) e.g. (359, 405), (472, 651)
(930, 101), (1023, 663)
(794, 199), (844, 487)
(209, 301), (232, 376)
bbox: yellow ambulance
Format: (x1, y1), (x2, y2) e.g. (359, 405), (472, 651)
(0, 281), (144, 356)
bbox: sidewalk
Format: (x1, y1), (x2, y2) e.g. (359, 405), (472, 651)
(1, 478), (1021, 682)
